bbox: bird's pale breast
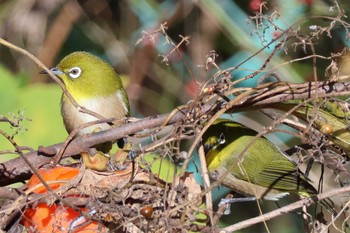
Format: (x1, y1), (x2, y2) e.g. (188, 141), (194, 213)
(61, 90), (128, 135)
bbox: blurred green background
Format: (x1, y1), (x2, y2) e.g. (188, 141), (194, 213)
(0, 0), (349, 232)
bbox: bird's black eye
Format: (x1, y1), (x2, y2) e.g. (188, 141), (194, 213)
(68, 67), (82, 79)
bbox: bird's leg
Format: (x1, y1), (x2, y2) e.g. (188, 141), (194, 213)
(79, 127), (112, 171)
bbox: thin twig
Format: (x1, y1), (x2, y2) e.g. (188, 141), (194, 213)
(223, 186), (350, 232)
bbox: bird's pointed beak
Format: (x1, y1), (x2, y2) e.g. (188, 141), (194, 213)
(39, 67), (64, 75)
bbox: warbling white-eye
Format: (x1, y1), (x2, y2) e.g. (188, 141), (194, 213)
(43, 51), (129, 153)
(202, 118), (335, 213)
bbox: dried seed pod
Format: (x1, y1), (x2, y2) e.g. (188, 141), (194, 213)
(140, 205), (153, 219)
(320, 123), (334, 135)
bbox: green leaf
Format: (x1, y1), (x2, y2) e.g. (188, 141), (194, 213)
(141, 152), (181, 183)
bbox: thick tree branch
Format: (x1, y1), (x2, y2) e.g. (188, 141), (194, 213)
(0, 108), (196, 186)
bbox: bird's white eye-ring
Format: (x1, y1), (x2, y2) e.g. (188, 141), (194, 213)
(68, 67), (82, 79)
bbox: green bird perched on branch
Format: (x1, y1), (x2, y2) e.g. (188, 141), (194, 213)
(202, 118), (335, 214)
(42, 51), (130, 156)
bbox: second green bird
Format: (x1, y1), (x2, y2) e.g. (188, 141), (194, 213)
(202, 118), (320, 202)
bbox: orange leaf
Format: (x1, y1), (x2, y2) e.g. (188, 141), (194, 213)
(27, 167), (79, 194)
(21, 203), (107, 233)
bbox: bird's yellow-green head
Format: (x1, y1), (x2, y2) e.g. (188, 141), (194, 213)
(50, 51), (127, 102)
